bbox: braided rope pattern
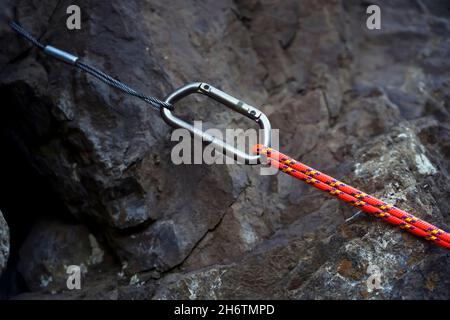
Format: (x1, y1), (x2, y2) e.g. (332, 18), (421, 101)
(254, 144), (450, 249)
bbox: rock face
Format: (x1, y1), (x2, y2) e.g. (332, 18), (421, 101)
(0, 211), (9, 277)
(17, 221), (109, 293)
(0, 0), (449, 299)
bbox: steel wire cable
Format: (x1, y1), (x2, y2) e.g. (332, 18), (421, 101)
(9, 21), (172, 111)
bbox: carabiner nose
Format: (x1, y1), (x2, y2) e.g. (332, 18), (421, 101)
(160, 82), (271, 164)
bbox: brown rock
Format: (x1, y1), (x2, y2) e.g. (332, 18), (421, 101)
(18, 220), (109, 293)
(0, 0), (449, 299)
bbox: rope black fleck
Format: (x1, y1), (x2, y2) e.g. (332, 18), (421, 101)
(9, 21), (173, 111)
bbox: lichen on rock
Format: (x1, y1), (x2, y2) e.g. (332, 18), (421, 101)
(0, 211), (9, 278)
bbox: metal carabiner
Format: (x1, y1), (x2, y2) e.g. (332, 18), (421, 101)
(161, 82), (271, 164)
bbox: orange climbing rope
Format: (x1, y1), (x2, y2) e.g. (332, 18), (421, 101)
(253, 145), (450, 249)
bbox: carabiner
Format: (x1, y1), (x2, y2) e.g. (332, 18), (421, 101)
(160, 82), (271, 164)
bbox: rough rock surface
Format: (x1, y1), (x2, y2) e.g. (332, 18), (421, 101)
(0, 211), (9, 277)
(0, 0), (449, 299)
(17, 220), (111, 293)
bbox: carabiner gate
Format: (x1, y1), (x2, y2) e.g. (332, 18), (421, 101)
(161, 82), (271, 164)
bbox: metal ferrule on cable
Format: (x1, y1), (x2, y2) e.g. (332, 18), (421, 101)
(9, 20), (172, 111)
(43, 46), (79, 65)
